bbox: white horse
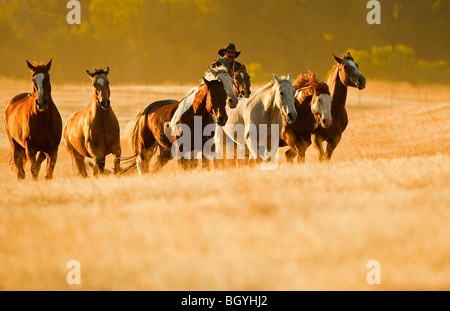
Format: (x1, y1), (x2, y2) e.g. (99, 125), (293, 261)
(215, 74), (297, 167)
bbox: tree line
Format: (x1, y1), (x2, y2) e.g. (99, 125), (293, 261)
(0, 0), (449, 84)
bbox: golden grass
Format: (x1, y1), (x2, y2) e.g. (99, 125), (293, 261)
(0, 78), (449, 290)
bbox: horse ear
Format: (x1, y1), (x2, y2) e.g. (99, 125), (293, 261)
(105, 67), (110, 75)
(203, 77), (211, 86)
(273, 73), (281, 82)
(26, 60), (35, 72)
(86, 70), (94, 78)
(209, 67), (218, 76)
(287, 73), (292, 82)
(332, 54), (343, 64)
(46, 59), (52, 70)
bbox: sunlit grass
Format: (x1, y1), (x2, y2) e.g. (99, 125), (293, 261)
(0, 79), (449, 290)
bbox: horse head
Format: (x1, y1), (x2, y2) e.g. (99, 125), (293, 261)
(87, 67), (111, 109)
(233, 69), (251, 98)
(273, 73), (297, 124)
(27, 59), (52, 111)
(208, 67), (238, 108)
(203, 78), (228, 126)
(333, 52), (366, 90)
(296, 72), (333, 128)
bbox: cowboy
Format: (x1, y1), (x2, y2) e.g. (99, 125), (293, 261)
(211, 43), (251, 97)
(211, 43), (250, 79)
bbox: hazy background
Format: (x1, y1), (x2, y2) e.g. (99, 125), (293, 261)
(1, 0), (449, 84)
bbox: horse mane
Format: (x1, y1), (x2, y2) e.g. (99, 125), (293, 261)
(205, 65), (230, 80)
(327, 52), (354, 94)
(30, 62), (50, 74)
(90, 68), (109, 76)
(253, 80), (276, 98)
(294, 72), (329, 95)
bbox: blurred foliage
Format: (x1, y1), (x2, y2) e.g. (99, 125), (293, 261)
(349, 45), (450, 85)
(0, 0), (449, 84)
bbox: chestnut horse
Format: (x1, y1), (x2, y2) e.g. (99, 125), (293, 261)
(312, 52), (366, 161)
(4, 59), (62, 180)
(126, 78), (227, 174)
(233, 68), (251, 98)
(281, 72), (332, 162)
(63, 67), (121, 177)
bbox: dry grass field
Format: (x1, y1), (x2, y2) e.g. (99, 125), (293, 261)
(0, 77), (449, 290)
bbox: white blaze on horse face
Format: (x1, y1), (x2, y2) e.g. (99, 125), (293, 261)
(97, 78), (104, 87)
(312, 94), (332, 128)
(34, 73), (45, 97)
(217, 71), (238, 107)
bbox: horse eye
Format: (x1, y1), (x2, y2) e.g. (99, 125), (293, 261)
(280, 92), (284, 96)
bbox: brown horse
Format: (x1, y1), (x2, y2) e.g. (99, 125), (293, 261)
(233, 68), (251, 98)
(126, 78), (227, 174)
(312, 52), (366, 161)
(63, 67), (121, 177)
(4, 59), (62, 180)
(281, 72), (332, 162)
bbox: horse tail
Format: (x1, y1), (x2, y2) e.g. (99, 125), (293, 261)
(124, 110), (144, 156)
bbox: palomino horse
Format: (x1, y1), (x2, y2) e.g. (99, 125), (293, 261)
(126, 78), (227, 174)
(4, 59), (62, 180)
(233, 68), (251, 98)
(312, 52), (366, 161)
(63, 67), (121, 177)
(217, 74), (297, 165)
(281, 72), (332, 162)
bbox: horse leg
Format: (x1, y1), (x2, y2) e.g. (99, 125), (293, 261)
(65, 144), (88, 177)
(12, 141), (26, 180)
(45, 149), (58, 180)
(289, 135), (311, 164)
(325, 135), (341, 161)
(112, 145), (122, 175)
(35, 152), (47, 177)
(312, 134), (326, 162)
(213, 126), (225, 169)
(285, 148), (297, 162)
(94, 157), (105, 176)
(26, 146), (40, 180)
(245, 128), (258, 165)
(153, 146), (172, 172)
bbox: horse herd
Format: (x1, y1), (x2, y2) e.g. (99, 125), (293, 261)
(3, 52), (366, 180)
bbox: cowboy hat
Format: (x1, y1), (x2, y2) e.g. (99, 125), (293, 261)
(218, 43), (241, 58)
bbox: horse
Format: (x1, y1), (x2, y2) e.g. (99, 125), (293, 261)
(125, 77), (228, 174)
(63, 67), (121, 177)
(232, 68), (251, 98)
(280, 72), (332, 163)
(216, 73), (297, 166)
(4, 59), (62, 180)
(168, 66), (236, 128)
(312, 52), (366, 161)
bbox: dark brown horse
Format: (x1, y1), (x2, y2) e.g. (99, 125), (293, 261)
(233, 68), (251, 98)
(126, 78), (228, 174)
(281, 72), (332, 162)
(63, 67), (121, 177)
(312, 52), (366, 161)
(4, 59), (62, 180)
